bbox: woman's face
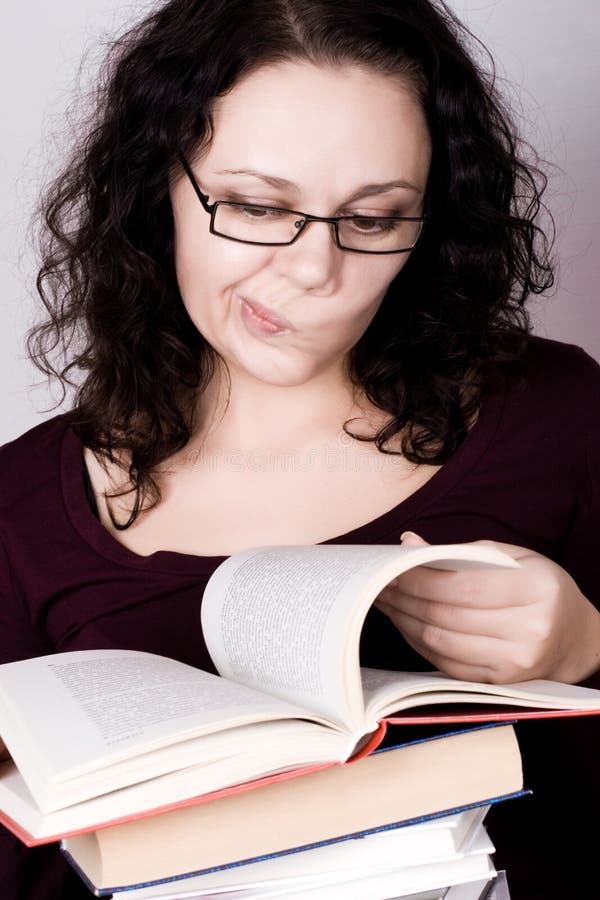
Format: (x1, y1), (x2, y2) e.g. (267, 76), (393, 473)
(170, 61), (432, 388)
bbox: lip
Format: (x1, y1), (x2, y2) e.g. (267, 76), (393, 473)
(239, 297), (294, 333)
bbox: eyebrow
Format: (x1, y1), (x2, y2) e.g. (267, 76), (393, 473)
(212, 168), (423, 200)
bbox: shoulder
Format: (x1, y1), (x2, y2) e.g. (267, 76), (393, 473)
(486, 335), (600, 476)
(0, 412), (75, 512)
(0, 411), (74, 465)
(508, 335), (600, 423)
(522, 334), (600, 391)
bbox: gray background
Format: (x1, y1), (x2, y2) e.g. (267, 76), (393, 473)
(1, 0), (598, 444)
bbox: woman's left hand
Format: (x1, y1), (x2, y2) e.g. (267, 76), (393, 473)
(374, 532), (600, 684)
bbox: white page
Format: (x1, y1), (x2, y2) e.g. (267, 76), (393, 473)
(485, 871), (511, 899)
(0, 717), (348, 837)
(120, 834), (494, 899)
(361, 666), (600, 719)
(233, 849), (494, 900)
(441, 878), (497, 900)
(0, 650), (330, 812)
(201, 544), (518, 732)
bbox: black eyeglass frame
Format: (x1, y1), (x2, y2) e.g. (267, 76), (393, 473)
(176, 150), (426, 255)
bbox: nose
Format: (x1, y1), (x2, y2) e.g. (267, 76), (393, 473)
(275, 218), (341, 293)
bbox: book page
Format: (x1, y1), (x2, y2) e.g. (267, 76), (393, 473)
(201, 543), (520, 732)
(0, 649), (316, 810)
(361, 666), (600, 721)
(0, 718), (347, 839)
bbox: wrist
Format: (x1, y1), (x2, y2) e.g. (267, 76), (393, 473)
(557, 596), (600, 684)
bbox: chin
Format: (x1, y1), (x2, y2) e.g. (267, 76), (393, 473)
(253, 370), (316, 388)
(239, 359), (320, 388)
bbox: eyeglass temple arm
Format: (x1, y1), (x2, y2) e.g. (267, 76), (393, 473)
(175, 147), (213, 210)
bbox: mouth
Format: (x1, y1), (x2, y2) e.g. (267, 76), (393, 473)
(238, 297), (294, 333)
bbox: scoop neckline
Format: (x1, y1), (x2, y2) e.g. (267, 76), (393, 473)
(60, 384), (506, 575)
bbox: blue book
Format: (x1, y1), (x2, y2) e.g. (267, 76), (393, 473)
(94, 823), (498, 898)
(59, 722), (527, 896)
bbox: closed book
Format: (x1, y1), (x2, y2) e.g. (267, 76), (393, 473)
(59, 722), (526, 895)
(86, 808), (495, 898)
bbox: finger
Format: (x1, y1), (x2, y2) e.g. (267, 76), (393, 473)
(400, 531), (429, 545)
(383, 566), (530, 610)
(376, 592), (526, 640)
(385, 606), (510, 671)
(383, 619), (498, 682)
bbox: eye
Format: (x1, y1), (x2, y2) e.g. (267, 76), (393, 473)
(231, 203), (289, 220)
(348, 216), (398, 234)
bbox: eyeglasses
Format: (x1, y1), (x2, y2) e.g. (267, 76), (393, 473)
(176, 150), (426, 255)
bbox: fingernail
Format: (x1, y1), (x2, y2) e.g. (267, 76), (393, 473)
(400, 531), (419, 541)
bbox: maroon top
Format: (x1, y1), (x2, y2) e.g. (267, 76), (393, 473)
(1, 335), (599, 899)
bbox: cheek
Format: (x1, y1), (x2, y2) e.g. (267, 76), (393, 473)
(343, 259), (405, 319)
(174, 229), (267, 313)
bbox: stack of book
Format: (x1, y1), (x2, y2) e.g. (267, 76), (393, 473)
(99, 821), (503, 899)
(57, 723), (520, 897)
(110, 874), (509, 900)
(1, 543), (599, 898)
(62, 803), (505, 898)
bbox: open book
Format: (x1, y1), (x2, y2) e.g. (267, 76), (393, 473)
(0, 542), (598, 845)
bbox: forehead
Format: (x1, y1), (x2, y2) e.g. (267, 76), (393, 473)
(201, 62), (431, 195)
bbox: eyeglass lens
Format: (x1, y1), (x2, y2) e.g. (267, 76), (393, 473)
(213, 203), (422, 252)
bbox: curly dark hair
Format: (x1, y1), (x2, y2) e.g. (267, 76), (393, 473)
(26, 0), (554, 529)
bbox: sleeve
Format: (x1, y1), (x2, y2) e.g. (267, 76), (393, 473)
(0, 532), (76, 900)
(560, 351), (600, 689)
(0, 531), (56, 663)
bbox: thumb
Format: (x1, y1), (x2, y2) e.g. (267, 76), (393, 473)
(400, 530), (430, 546)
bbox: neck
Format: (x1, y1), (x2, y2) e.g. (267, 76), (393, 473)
(193, 363), (367, 452)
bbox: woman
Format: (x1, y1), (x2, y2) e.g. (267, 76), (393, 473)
(1, 0), (598, 897)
